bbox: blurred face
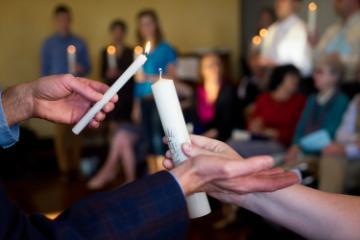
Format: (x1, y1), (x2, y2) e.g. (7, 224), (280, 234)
(334, 0), (358, 18)
(111, 26), (126, 43)
(55, 12), (71, 34)
(201, 54), (223, 83)
(313, 65), (338, 91)
(278, 73), (300, 95)
(275, 0), (298, 20)
(139, 15), (156, 40)
(258, 10), (274, 29)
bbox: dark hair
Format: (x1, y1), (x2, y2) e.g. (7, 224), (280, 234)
(136, 9), (163, 45)
(54, 4), (71, 16)
(268, 64), (300, 91)
(109, 19), (127, 33)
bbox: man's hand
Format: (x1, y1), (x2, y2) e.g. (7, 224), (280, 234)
(165, 135), (299, 201)
(2, 74), (118, 127)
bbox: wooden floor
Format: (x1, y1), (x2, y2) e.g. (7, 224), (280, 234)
(2, 172), (303, 240)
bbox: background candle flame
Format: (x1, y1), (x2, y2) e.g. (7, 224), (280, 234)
(308, 2), (317, 11)
(259, 28), (268, 38)
(67, 45), (76, 54)
(252, 35), (262, 45)
(134, 46), (143, 56)
(107, 45), (116, 55)
(145, 41), (151, 54)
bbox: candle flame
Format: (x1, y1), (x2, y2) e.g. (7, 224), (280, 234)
(67, 45), (76, 54)
(145, 41), (151, 54)
(107, 45), (116, 55)
(259, 28), (268, 38)
(308, 2), (317, 11)
(252, 35), (262, 46)
(134, 46), (143, 56)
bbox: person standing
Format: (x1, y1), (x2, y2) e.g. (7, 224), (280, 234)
(87, 20), (139, 189)
(100, 19), (134, 130)
(316, 0), (360, 97)
(260, 0), (312, 77)
(41, 5), (91, 179)
(134, 9), (177, 163)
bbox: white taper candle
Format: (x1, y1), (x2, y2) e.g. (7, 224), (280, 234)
(152, 77), (211, 219)
(107, 45), (117, 69)
(72, 53), (148, 135)
(308, 2), (317, 35)
(67, 45), (76, 75)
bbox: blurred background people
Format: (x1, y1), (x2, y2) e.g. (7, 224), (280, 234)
(88, 19), (139, 189)
(133, 9), (177, 163)
(193, 52), (237, 141)
(100, 19), (134, 131)
(261, 0), (312, 77)
(286, 57), (349, 162)
(316, 0), (360, 98)
(41, 4), (91, 180)
(229, 65), (306, 157)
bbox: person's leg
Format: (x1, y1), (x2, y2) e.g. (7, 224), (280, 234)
(319, 154), (347, 193)
(54, 124), (71, 174)
(87, 130), (125, 189)
(117, 132), (137, 182)
(69, 130), (81, 173)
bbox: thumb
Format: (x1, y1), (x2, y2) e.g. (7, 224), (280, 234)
(67, 77), (103, 102)
(182, 142), (212, 158)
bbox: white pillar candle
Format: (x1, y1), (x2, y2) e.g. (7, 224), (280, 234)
(307, 2), (317, 35)
(107, 45), (117, 70)
(67, 45), (77, 75)
(152, 76), (211, 219)
(72, 42), (151, 135)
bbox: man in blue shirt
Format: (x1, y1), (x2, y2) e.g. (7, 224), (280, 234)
(0, 74), (297, 239)
(41, 5), (91, 76)
(41, 5), (91, 178)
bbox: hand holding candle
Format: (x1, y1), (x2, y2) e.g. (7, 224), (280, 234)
(72, 42), (151, 135)
(152, 70), (211, 219)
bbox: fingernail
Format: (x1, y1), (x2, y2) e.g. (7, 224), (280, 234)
(183, 143), (191, 153)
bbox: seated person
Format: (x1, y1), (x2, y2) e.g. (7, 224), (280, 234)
(193, 52), (237, 141)
(229, 65), (306, 157)
(286, 57), (349, 162)
(320, 93), (360, 193)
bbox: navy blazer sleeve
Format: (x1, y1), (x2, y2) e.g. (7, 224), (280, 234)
(0, 171), (188, 240)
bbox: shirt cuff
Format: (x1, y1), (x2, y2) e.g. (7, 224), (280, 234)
(168, 171), (185, 195)
(345, 144), (360, 160)
(0, 92), (19, 148)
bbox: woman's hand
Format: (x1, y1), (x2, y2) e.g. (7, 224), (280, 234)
(165, 135), (299, 201)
